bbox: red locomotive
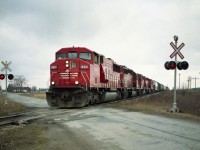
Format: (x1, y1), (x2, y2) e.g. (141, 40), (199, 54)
(46, 47), (168, 108)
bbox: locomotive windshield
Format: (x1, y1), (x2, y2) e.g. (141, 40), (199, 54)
(68, 52), (77, 58)
(79, 52), (91, 60)
(56, 53), (66, 59)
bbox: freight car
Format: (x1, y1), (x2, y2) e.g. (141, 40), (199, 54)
(46, 47), (167, 108)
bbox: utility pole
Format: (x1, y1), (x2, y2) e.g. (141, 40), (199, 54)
(187, 76), (192, 90)
(191, 76), (199, 93)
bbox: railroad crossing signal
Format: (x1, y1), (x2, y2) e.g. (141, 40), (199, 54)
(1, 61), (14, 105)
(0, 61), (14, 80)
(164, 35), (189, 113)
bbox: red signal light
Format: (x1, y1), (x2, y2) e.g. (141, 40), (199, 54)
(164, 61), (176, 70)
(170, 63), (175, 68)
(169, 61), (176, 69)
(0, 74), (5, 80)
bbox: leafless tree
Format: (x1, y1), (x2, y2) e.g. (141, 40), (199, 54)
(13, 75), (28, 88)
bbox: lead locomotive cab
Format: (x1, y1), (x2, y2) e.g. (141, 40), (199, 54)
(47, 46), (112, 107)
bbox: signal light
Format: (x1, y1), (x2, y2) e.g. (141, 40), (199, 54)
(164, 61), (170, 70)
(0, 74), (5, 80)
(177, 61), (189, 70)
(164, 61), (176, 70)
(8, 74), (14, 80)
(169, 61), (176, 69)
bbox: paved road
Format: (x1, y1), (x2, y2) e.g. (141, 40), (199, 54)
(7, 93), (200, 150)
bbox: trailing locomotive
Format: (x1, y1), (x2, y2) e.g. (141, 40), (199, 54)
(46, 47), (168, 108)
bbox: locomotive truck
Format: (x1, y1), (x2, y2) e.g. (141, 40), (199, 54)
(46, 47), (167, 108)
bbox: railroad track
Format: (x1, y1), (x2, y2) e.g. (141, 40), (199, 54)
(0, 108), (75, 127)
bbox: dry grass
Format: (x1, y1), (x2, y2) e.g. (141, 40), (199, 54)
(19, 92), (46, 99)
(0, 124), (48, 150)
(0, 93), (26, 117)
(112, 92), (171, 113)
(177, 91), (200, 116)
(109, 91), (200, 120)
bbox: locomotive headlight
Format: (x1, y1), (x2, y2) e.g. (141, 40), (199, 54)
(51, 81), (55, 85)
(75, 81), (79, 84)
(66, 64), (69, 67)
(66, 61), (69, 64)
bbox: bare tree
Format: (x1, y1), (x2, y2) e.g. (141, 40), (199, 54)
(13, 75), (28, 88)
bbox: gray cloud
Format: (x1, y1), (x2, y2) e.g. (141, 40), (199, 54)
(0, 0), (200, 89)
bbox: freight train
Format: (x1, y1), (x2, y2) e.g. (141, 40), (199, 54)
(46, 47), (168, 108)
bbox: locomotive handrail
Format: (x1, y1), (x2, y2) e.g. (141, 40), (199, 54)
(80, 72), (90, 91)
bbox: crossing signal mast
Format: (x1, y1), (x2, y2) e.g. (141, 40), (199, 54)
(1, 61), (14, 105)
(164, 36), (189, 113)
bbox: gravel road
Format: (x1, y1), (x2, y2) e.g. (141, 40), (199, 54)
(6, 93), (200, 150)
(7, 93), (48, 108)
(39, 106), (200, 150)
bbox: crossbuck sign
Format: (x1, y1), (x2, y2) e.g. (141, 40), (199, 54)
(170, 42), (185, 59)
(1, 61), (12, 72)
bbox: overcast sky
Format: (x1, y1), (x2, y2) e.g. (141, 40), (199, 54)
(0, 0), (200, 89)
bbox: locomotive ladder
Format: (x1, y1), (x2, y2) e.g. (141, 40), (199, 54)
(80, 72), (90, 91)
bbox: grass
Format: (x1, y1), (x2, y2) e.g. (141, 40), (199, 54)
(109, 91), (200, 121)
(110, 92), (171, 113)
(19, 92), (46, 99)
(176, 91), (200, 116)
(0, 93), (26, 117)
(0, 124), (48, 150)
